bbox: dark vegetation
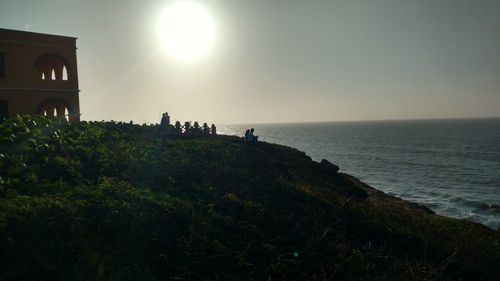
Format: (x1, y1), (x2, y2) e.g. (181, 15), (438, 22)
(1, 115), (499, 281)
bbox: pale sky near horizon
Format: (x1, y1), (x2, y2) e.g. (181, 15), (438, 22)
(1, 0), (499, 124)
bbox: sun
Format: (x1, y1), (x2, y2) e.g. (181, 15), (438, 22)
(157, 1), (216, 62)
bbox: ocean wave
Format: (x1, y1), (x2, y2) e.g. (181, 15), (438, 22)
(450, 197), (500, 213)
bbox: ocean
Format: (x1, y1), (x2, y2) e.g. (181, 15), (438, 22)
(219, 118), (500, 230)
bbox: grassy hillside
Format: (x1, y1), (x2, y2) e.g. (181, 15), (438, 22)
(1, 116), (499, 281)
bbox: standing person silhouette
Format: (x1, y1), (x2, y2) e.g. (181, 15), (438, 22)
(160, 113), (167, 129)
(160, 112), (170, 130)
(164, 112), (170, 126)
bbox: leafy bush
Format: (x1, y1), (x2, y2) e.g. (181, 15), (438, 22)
(0, 116), (499, 280)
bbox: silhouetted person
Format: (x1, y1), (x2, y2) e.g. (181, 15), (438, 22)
(164, 112), (170, 125)
(252, 128), (259, 142)
(211, 124), (217, 135)
(203, 123), (210, 135)
(175, 121), (182, 134)
(248, 128), (258, 142)
(193, 121), (202, 135)
(160, 113), (168, 130)
(244, 129), (250, 140)
(184, 121), (191, 134)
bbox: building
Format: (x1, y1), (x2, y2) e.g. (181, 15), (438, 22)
(0, 28), (80, 121)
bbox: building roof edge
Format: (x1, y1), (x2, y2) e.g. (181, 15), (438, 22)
(0, 28), (77, 40)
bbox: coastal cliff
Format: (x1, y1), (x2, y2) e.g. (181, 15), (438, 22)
(1, 116), (499, 280)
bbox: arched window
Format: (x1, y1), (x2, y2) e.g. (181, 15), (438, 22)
(38, 99), (73, 121)
(34, 53), (70, 81)
(62, 66), (68, 80)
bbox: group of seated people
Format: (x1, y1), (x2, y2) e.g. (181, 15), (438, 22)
(160, 112), (216, 135)
(244, 128), (258, 142)
(174, 121), (216, 135)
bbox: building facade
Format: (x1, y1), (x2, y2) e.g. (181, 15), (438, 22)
(0, 28), (80, 121)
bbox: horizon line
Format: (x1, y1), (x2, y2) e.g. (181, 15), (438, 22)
(221, 116), (500, 126)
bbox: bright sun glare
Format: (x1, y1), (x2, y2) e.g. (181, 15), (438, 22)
(158, 1), (215, 62)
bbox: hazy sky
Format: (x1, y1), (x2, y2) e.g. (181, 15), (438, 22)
(1, 0), (499, 124)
